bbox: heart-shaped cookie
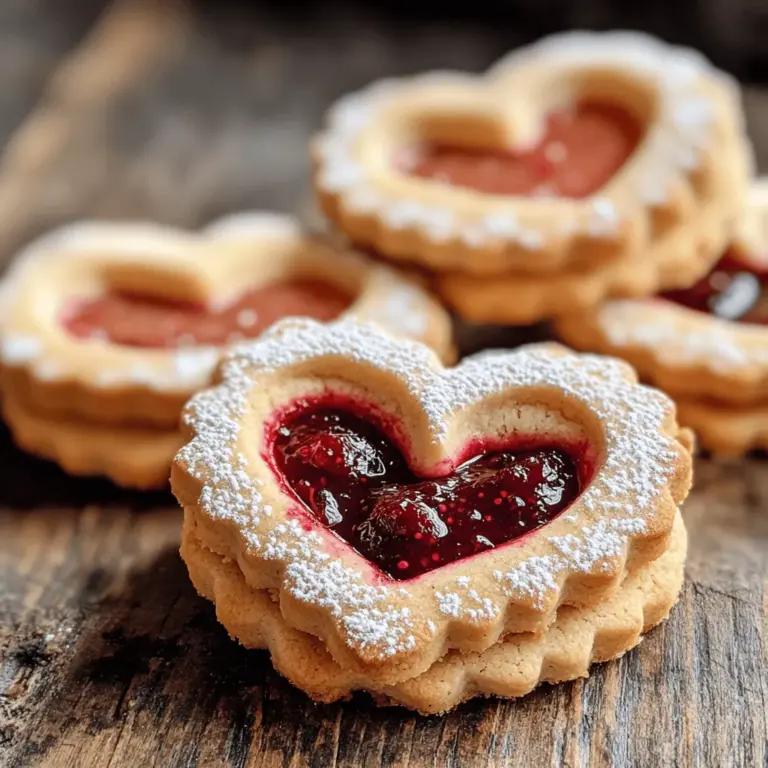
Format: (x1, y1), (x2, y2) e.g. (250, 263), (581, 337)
(672, 398), (768, 455)
(314, 31), (748, 275)
(0, 213), (454, 429)
(172, 318), (692, 685)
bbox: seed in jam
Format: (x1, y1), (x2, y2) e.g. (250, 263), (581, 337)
(273, 407), (582, 580)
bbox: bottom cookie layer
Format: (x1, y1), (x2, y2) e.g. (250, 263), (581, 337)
(181, 512), (687, 714)
(674, 396), (768, 456)
(1, 388), (181, 489)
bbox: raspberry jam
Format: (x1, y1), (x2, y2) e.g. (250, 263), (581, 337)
(62, 280), (352, 348)
(398, 101), (642, 199)
(660, 249), (768, 324)
(273, 406), (582, 580)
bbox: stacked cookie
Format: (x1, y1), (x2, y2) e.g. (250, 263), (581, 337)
(557, 179), (768, 455)
(312, 31), (751, 327)
(173, 318), (693, 713)
(0, 214), (453, 488)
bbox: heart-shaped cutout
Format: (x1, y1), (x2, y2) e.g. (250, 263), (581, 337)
(273, 402), (584, 580)
(397, 100), (643, 199)
(62, 280), (353, 348)
(660, 248), (768, 324)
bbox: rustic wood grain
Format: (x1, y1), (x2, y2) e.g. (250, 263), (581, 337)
(0, 3), (766, 766)
(0, 0), (107, 146)
(0, 0), (188, 264)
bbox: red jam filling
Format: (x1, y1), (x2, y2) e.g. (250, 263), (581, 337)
(61, 280), (353, 348)
(398, 101), (643, 199)
(273, 407), (582, 580)
(660, 249), (768, 324)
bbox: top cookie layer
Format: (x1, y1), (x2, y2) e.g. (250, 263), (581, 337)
(314, 31), (747, 274)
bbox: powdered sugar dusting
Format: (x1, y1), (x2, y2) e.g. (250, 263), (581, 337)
(172, 348), (221, 384)
(596, 299), (768, 374)
(316, 30), (738, 249)
(1, 335), (42, 364)
(260, 521), (418, 653)
(435, 586), (500, 622)
(176, 317), (683, 659)
(367, 283), (430, 338)
(201, 211), (301, 242)
(493, 556), (560, 607)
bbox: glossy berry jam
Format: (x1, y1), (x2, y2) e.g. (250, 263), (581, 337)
(660, 249), (768, 324)
(273, 407), (581, 580)
(62, 280), (352, 348)
(398, 101), (642, 199)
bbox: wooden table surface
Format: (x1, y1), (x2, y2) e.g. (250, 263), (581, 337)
(0, 2), (767, 766)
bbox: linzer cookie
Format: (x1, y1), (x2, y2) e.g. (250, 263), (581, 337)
(172, 318), (692, 686)
(0, 214), (453, 487)
(313, 31), (748, 279)
(556, 178), (768, 454)
(181, 510), (687, 713)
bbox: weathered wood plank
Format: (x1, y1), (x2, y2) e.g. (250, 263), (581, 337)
(0, 0), (188, 265)
(0, 0), (106, 145)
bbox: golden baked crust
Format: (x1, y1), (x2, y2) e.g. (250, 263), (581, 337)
(2, 383), (180, 489)
(0, 213), (454, 429)
(181, 510), (686, 714)
(171, 317), (692, 685)
(673, 397), (768, 456)
(313, 31), (749, 275)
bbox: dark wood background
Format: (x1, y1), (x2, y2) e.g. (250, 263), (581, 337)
(0, 2), (766, 766)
